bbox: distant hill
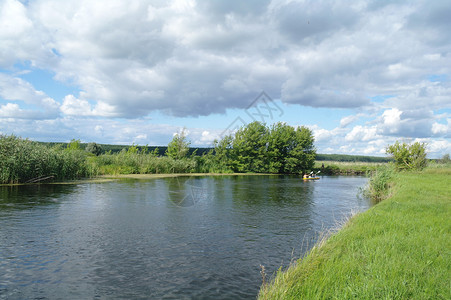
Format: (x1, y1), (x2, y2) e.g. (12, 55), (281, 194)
(37, 141), (391, 162)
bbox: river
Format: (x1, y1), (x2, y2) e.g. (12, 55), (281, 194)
(0, 175), (370, 299)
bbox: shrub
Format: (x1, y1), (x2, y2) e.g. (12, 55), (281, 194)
(86, 142), (102, 156)
(166, 129), (190, 159)
(386, 141), (427, 171)
(364, 165), (396, 203)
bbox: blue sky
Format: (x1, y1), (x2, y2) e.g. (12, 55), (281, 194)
(0, 0), (450, 158)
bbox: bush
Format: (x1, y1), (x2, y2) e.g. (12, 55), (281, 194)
(86, 142), (102, 156)
(386, 141), (427, 171)
(364, 165), (396, 203)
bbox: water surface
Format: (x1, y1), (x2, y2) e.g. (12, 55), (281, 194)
(0, 175), (370, 299)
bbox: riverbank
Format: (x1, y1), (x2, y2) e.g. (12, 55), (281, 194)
(258, 167), (451, 299)
(314, 160), (385, 175)
(0, 173), (272, 186)
(98, 172), (269, 180)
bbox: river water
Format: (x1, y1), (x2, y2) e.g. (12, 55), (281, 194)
(0, 175), (370, 299)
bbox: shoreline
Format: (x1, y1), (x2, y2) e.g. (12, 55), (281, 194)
(97, 172), (271, 180)
(1, 172), (370, 187)
(258, 167), (451, 299)
(0, 172), (273, 186)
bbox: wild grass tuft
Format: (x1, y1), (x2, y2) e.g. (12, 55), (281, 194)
(364, 164), (397, 203)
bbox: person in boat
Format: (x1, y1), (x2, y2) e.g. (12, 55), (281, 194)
(303, 174), (309, 179)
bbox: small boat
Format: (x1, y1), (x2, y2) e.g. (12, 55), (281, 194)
(303, 177), (320, 181)
(303, 171), (320, 181)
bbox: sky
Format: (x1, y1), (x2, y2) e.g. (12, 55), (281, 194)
(0, 0), (450, 158)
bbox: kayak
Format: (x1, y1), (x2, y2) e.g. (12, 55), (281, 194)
(303, 177), (320, 181)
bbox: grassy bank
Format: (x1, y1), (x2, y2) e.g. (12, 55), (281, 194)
(314, 160), (385, 175)
(259, 167), (451, 299)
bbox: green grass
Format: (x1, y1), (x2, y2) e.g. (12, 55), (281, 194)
(259, 167), (451, 299)
(315, 160), (386, 175)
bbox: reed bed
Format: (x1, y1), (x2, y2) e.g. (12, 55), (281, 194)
(0, 135), (90, 184)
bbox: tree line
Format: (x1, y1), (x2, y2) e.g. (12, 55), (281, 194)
(6, 125), (441, 184)
(0, 122), (316, 184)
(148, 121), (316, 174)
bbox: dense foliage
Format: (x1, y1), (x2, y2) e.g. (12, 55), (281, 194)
(386, 141), (427, 170)
(214, 122), (316, 174)
(86, 142), (102, 156)
(166, 129), (190, 159)
(1, 123), (315, 183)
(0, 135), (90, 184)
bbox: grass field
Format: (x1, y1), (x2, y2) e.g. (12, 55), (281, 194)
(259, 167), (451, 299)
(314, 160), (386, 175)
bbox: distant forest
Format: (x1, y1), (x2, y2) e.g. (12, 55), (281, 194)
(38, 142), (392, 163)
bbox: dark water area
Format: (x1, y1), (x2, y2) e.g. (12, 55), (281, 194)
(0, 175), (370, 299)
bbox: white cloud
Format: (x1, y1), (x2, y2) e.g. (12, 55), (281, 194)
(431, 120), (450, 136)
(313, 128), (333, 142)
(0, 73), (45, 104)
(195, 130), (219, 145)
(0, 0), (32, 38)
(380, 108), (402, 134)
(427, 139), (451, 156)
(2, 0), (449, 118)
(0, 0), (450, 157)
(0, 0), (38, 67)
(345, 125), (379, 142)
(340, 114), (362, 128)
(1, 0), (450, 117)
(60, 94), (118, 117)
(0, 103), (22, 117)
(60, 95), (92, 116)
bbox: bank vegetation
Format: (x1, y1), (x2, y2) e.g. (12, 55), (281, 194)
(259, 142), (450, 299)
(1, 121), (317, 184)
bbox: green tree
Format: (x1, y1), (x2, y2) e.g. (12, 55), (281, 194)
(386, 141), (427, 170)
(267, 122), (296, 173)
(214, 122), (316, 174)
(213, 135), (234, 169)
(127, 144), (139, 154)
(279, 125), (316, 174)
(166, 128), (190, 159)
(231, 121), (269, 172)
(86, 142), (102, 156)
(66, 139), (81, 151)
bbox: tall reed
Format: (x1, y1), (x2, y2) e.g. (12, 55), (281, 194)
(364, 164), (396, 203)
(0, 135), (90, 184)
(91, 151), (200, 175)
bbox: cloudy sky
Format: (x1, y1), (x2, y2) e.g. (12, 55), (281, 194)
(1, 0), (450, 157)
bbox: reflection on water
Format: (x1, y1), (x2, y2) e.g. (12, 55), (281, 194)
(0, 175), (369, 299)
(166, 177), (211, 207)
